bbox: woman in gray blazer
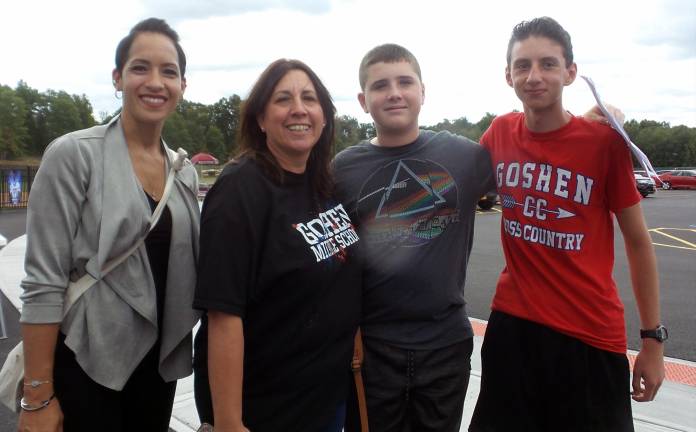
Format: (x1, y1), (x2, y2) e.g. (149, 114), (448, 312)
(18, 18), (200, 432)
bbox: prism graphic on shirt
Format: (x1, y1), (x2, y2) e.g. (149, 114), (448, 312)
(356, 158), (459, 248)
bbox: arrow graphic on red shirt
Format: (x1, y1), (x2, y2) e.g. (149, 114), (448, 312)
(500, 194), (576, 219)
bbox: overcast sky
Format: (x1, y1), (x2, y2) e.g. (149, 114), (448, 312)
(2, 0), (694, 127)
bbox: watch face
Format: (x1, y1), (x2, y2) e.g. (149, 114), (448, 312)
(642, 325), (668, 342)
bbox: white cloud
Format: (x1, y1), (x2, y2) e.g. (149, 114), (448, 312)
(1, 0), (694, 127)
(141, 0), (332, 21)
(634, 0), (696, 59)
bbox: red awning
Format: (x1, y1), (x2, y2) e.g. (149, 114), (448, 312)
(190, 153), (219, 165)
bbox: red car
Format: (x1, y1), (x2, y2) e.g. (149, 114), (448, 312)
(649, 173), (663, 188)
(659, 170), (696, 190)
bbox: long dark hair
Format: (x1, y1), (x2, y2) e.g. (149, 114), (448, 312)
(236, 59), (336, 200)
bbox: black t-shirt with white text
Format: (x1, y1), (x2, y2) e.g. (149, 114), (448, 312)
(194, 158), (361, 431)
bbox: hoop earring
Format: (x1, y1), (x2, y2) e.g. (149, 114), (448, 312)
(114, 89), (122, 100)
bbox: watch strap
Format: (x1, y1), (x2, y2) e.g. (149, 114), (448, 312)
(640, 325), (668, 342)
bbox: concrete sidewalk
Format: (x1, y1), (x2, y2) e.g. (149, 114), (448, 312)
(2, 235), (695, 431)
(167, 334), (696, 432)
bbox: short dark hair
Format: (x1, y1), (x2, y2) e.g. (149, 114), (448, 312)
(359, 43), (422, 90)
(115, 17), (187, 78)
(237, 59), (336, 200)
(507, 17), (573, 67)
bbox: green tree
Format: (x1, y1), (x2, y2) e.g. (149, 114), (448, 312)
(428, 116), (484, 141)
(333, 115), (373, 155)
(475, 113), (497, 137)
(359, 122), (375, 140)
(44, 90), (84, 145)
(676, 126), (696, 166)
(625, 119), (696, 168)
(163, 101), (204, 154)
(72, 94), (97, 129)
(623, 119), (640, 141)
(0, 85), (29, 159)
(4, 79), (694, 167)
(14, 81), (49, 155)
(210, 95), (242, 158)
(334, 115), (359, 155)
(163, 110), (194, 153)
(204, 126), (226, 161)
(181, 100), (210, 154)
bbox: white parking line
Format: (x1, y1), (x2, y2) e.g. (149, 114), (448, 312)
(648, 228), (696, 251)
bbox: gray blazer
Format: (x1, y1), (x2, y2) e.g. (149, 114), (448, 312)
(20, 116), (201, 390)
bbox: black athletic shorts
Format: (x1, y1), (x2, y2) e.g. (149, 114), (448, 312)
(345, 338), (474, 432)
(469, 310), (634, 432)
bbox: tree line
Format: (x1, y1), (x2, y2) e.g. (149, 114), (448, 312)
(2, 81), (695, 168)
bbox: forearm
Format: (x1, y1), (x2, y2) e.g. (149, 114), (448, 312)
(21, 323), (60, 402)
(625, 236), (660, 329)
(617, 203), (664, 401)
(618, 205), (661, 329)
(208, 311), (245, 430)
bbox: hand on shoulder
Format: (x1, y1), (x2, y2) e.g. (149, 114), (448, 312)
(581, 103), (625, 125)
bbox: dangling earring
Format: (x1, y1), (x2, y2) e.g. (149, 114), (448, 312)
(113, 79), (122, 99)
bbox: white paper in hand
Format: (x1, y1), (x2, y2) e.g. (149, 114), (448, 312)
(581, 76), (659, 184)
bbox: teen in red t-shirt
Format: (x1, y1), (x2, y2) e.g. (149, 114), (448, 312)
(470, 17), (665, 432)
(482, 112), (640, 353)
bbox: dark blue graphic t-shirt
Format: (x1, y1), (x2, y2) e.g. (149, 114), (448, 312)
(334, 130), (495, 349)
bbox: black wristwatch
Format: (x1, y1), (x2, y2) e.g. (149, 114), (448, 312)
(640, 325), (668, 342)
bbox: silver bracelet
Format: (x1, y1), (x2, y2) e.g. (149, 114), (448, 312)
(23, 379), (52, 388)
(20, 394), (55, 412)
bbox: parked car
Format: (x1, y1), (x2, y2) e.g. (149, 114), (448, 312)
(478, 191), (498, 210)
(658, 170), (696, 190)
(634, 169), (663, 188)
(634, 174), (655, 197)
(651, 174), (664, 188)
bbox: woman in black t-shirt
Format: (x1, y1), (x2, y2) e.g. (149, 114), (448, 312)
(193, 59), (362, 432)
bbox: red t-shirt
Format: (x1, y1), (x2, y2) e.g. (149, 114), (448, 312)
(481, 113), (641, 353)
